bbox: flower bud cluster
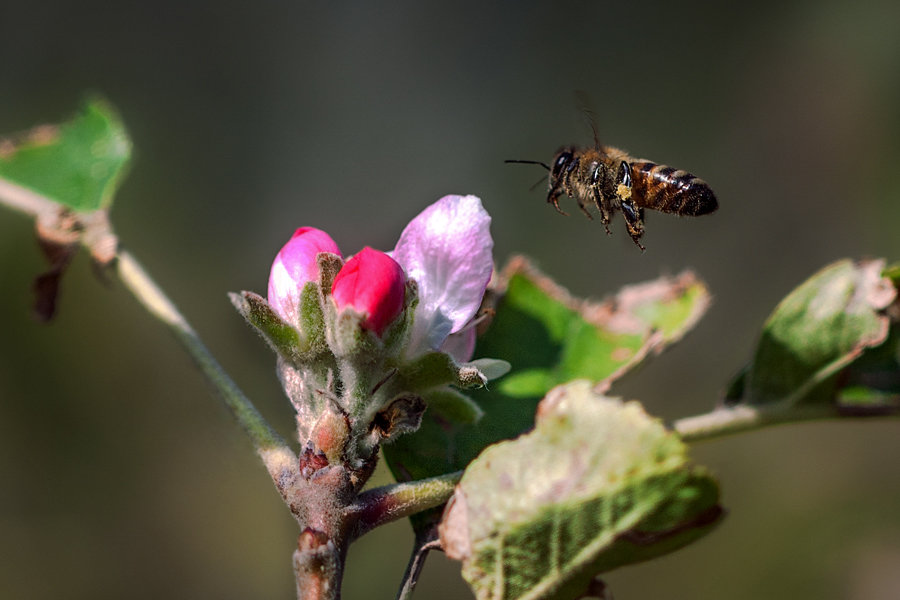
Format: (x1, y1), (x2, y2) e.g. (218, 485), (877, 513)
(231, 195), (508, 476)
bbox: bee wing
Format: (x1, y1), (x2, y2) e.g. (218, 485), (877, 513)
(574, 90), (602, 150)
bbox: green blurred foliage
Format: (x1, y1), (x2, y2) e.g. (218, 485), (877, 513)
(0, 98), (130, 211)
(3, 1), (900, 599)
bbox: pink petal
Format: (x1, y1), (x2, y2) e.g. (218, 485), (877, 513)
(440, 327), (477, 363)
(267, 227), (341, 323)
(393, 195), (492, 353)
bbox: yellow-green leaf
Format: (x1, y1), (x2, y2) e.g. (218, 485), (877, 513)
(440, 381), (721, 600)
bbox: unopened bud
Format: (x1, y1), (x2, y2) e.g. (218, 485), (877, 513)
(268, 227), (341, 324)
(331, 247), (406, 337)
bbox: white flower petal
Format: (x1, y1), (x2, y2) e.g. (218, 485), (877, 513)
(268, 255), (300, 323)
(440, 327), (477, 363)
(393, 195), (493, 353)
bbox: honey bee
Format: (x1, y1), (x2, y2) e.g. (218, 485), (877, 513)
(507, 131), (718, 250)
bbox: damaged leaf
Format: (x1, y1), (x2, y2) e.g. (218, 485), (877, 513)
(727, 259), (897, 407)
(384, 257), (711, 484)
(0, 99), (131, 319)
(0, 98), (131, 212)
(496, 258), (709, 397)
(439, 381), (722, 600)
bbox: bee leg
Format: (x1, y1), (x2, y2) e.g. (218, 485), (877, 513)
(615, 161), (643, 248)
(589, 187), (612, 234)
(621, 200), (646, 251)
(599, 206), (612, 235)
(547, 189), (569, 216)
(615, 161), (633, 201)
(560, 160), (587, 218)
(575, 197), (594, 220)
(585, 162), (613, 232)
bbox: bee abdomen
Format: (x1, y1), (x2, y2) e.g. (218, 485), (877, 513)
(630, 161), (718, 216)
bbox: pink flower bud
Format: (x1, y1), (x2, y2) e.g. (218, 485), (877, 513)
(268, 227), (341, 322)
(331, 247), (406, 336)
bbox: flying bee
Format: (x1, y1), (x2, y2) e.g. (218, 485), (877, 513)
(507, 139), (718, 250)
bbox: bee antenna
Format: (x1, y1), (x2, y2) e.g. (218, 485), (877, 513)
(505, 159), (551, 171)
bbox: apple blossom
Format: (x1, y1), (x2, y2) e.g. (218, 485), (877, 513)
(392, 194), (493, 360)
(234, 193), (506, 467)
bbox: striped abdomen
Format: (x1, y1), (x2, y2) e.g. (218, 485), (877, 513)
(629, 161), (718, 216)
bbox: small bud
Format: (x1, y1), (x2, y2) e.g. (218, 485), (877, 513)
(331, 247), (406, 337)
(268, 227), (341, 324)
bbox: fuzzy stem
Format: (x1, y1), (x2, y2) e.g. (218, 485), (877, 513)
(0, 180), (291, 463)
(674, 402), (900, 443)
(348, 471), (461, 539)
(116, 250), (289, 454)
(294, 528), (345, 600)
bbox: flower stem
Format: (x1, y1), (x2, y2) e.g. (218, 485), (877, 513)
(116, 250), (289, 456)
(348, 471), (461, 539)
(0, 178), (295, 477)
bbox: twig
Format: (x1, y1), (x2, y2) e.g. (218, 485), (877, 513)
(0, 178), (58, 217)
(0, 179), (294, 476)
(294, 527), (345, 600)
(116, 250), (293, 464)
(397, 526), (442, 600)
(674, 402), (900, 442)
(348, 471), (461, 538)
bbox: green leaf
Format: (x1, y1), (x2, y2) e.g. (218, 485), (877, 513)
(228, 290), (308, 360)
(395, 351), (504, 394)
(729, 259), (896, 406)
(397, 351), (463, 390)
(298, 280), (328, 353)
(468, 358), (512, 381)
(422, 387), (483, 424)
(832, 322), (900, 414)
(439, 381), (722, 600)
(484, 260), (708, 395)
(383, 257), (710, 482)
(0, 98), (132, 212)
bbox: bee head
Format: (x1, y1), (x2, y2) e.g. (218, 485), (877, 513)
(550, 147), (577, 180)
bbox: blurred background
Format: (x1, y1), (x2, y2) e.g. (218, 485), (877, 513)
(2, 1), (900, 598)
